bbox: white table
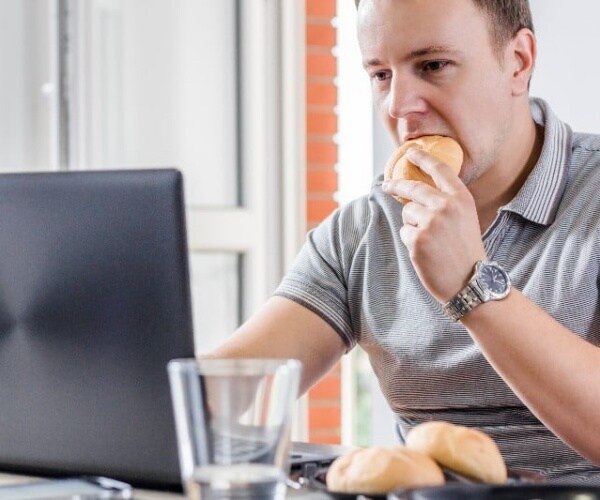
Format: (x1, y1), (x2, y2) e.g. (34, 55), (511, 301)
(0, 472), (329, 499)
(0, 472), (180, 498)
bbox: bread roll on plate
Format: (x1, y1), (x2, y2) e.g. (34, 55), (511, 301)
(326, 446), (445, 494)
(384, 135), (463, 204)
(406, 421), (507, 484)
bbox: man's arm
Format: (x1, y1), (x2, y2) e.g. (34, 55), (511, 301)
(203, 296), (347, 395)
(383, 148), (600, 465)
(462, 292), (600, 466)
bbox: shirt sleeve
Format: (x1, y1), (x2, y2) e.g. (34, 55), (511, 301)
(274, 196), (372, 350)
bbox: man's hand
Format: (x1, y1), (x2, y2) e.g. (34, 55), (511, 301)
(382, 147), (487, 303)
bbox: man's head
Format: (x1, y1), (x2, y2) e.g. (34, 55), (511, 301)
(356, 0), (537, 185)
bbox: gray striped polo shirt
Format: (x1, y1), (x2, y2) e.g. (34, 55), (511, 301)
(276, 97), (600, 483)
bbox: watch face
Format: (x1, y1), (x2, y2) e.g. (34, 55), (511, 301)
(480, 264), (509, 294)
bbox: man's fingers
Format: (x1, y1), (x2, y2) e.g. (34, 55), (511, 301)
(399, 224), (418, 250)
(405, 147), (463, 194)
(402, 201), (431, 228)
(383, 178), (440, 206)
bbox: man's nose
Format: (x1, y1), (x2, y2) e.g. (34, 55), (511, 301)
(385, 74), (427, 120)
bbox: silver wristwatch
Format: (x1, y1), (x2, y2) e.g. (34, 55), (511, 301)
(442, 260), (511, 322)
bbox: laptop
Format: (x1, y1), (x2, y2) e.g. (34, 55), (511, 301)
(290, 441), (349, 472)
(0, 169), (195, 491)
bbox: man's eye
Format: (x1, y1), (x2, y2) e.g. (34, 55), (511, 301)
(422, 60), (450, 72)
(372, 71), (389, 82)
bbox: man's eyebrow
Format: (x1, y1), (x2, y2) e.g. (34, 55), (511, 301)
(408, 45), (461, 58)
(363, 45), (461, 68)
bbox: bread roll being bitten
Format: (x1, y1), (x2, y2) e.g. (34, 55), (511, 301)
(384, 135), (463, 204)
(406, 421), (507, 484)
(326, 446), (445, 494)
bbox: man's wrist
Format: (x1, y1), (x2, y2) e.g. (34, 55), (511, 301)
(442, 261), (511, 322)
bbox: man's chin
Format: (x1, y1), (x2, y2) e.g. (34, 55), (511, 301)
(460, 164), (486, 188)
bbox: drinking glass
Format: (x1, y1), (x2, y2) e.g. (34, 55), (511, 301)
(168, 358), (302, 500)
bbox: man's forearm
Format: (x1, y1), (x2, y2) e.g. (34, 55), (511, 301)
(462, 289), (600, 465)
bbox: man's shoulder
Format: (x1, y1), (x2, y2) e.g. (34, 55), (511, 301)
(308, 182), (403, 264)
(571, 131), (600, 156)
(564, 131), (600, 209)
(569, 132), (600, 183)
(334, 179), (399, 229)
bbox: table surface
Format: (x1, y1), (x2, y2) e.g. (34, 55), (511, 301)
(0, 471), (330, 499)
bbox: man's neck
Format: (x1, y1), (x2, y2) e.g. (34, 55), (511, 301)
(470, 111), (543, 234)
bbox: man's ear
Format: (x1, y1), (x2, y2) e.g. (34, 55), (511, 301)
(509, 28), (537, 96)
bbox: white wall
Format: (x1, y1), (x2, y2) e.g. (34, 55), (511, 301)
(529, 0), (600, 132)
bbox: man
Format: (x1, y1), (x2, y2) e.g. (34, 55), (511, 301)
(210, 0), (600, 482)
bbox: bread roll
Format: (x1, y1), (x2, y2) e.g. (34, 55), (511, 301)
(406, 421), (507, 484)
(326, 446), (445, 494)
(384, 135), (463, 204)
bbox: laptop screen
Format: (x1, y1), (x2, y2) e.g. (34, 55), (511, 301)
(0, 169), (195, 490)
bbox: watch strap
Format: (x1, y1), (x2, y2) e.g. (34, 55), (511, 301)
(442, 282), (484, 322)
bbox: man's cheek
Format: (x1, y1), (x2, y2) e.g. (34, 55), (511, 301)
(383, 113), (402, 147)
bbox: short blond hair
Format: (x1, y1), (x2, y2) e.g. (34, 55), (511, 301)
(354, 0), (533, 55)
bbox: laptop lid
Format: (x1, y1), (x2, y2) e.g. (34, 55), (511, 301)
(0, 169), (195, 491)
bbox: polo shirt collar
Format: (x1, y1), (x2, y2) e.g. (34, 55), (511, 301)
(502, 97), (572, 226)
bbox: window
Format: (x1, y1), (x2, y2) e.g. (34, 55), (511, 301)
(0, 0), (305, 364)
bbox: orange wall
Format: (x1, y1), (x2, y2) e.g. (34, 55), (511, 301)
(305, 0), (342, 445)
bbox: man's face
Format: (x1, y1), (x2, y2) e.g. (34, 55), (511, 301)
(357, 0), (516, 184)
